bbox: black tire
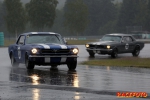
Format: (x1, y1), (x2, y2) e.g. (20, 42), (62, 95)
(132, 46), (140, 57)
(25, 54), (35, 69)
(10, 54), (19, 67)
(111, 49), (118, 58)
(67, 61), (77, 70)
(89, 52), (95, 57)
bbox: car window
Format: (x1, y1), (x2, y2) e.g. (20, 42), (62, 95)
(17, 35), (25, 45)
(26, 34), (64, 44)
(101, 35), (121, 42)
(122, 36), (133, 43)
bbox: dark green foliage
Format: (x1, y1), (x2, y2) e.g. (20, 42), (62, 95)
(83, 0), (116, 35)
(64, 0), (88, 36)
(26, 0), (58, 31)
(117, 0), (149, 32)
(4, 0), (26, 35)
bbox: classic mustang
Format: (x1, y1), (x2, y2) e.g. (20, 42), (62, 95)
(85, 34), (144, 58)
(8, 32), (79, 70)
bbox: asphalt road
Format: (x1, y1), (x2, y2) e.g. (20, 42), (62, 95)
(0, 44), (150, 100)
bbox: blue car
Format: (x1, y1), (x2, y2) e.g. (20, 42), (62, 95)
(8, 32), (79, 70)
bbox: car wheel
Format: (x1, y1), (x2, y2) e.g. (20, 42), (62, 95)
(25, 55), (35, 69)
(132, 46), (140, 57)
(89, 52), (95, 57)
(111, 49), (118, 58)
(67, 61), (77, 70)
(10, 54), (19, 67)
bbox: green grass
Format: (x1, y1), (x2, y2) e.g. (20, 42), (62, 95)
(2, 39), (96, 47)
(4, 39), (15, 47)
(81, 57), (150, 68)
(67, 40), (97, 45)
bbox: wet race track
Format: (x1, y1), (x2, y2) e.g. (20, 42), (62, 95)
(0, 44), (150, 100)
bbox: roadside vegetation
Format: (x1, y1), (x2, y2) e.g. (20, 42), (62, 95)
(81, 57), (150, 68)
(3, 39), (150, 47)
(3, 39), (97, 46)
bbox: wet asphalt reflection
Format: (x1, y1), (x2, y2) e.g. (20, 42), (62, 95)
(10, 67), (78, 87)
(0, 44), (150, 99)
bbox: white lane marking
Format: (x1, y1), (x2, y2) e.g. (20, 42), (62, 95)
(45, 58), (50, 63)
(61, 57), (67, 62)
(38, 44), (50, 49)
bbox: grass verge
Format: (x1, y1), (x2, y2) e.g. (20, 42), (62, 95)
(3, 39), (96, 47)
(81, 57), (150, 68)
(67, 40), (97, 45)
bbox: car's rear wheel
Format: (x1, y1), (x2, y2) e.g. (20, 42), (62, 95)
(10, 54), (19, 67)
(67, 61), (77, 70)
(132, 46), (140, 57)
(111, 49), (118, 58)
(25, 54), (35, 69)
(89, 52), (95, 57)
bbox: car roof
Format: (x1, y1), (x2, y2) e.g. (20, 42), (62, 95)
(21, 32), (60, 36)
(106, 33), (132, 37)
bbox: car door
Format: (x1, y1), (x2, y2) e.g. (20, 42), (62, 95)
(15, 35), (25, 63)
(121, 36), (130, 53)
(125, 36), (135, 52)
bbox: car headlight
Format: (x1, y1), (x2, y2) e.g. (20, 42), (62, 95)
(107, 45), (111, 49)
(72, 48), (79, 54)
(31, 48), (38, 54)
(85, 44), (89, 48)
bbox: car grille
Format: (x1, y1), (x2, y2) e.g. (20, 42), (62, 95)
(89, 45), (105, 49)
(41, 49), (70, 54)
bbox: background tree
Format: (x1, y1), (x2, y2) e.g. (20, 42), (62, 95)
(4, 0), (26, 38)
(117, 0), (140, 33)
(64, 0), (88, 36)
(83, 0), (116, 35)
(145, 0), (150, 31)
(0, 1), (6, 32)
(26, 0), (58, 31)
(134, 0), (148, 30)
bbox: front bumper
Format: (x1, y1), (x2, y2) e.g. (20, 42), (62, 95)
(28, 55), (78, 65)
(86, 48), (113, 54)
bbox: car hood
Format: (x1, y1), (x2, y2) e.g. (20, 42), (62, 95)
(88, 41), (119, 45)
(27, 43), (75, 49)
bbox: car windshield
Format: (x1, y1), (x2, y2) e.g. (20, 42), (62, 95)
(101, 35), (121, 42)
(26, 34), (64, 44)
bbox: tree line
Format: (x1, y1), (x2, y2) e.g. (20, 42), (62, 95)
(0, 0), (150, 37)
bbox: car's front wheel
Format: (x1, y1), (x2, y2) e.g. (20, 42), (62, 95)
(67, 61), (77, 70)
(10, 54), (19, 67)
(111, 49), (118, 58)
(132, 46), (140, 57)
(89, 52), (95, 57)
(25, 55), (35, 69)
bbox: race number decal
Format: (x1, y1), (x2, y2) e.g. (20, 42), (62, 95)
(18, 47), (21, 59)
(125, 44), (129, 50)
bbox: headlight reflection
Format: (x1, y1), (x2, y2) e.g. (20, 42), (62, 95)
(31, 74), (40, 85)
(73, 74), (79, 87)
(74, 92), (80, 100)
(32, 88), (40, 100)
